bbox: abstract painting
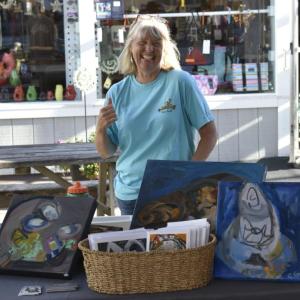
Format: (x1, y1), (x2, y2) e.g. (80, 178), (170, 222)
(130, 160), (267, 230)
(0, 195), (96, 278)
(215, 181), (300, 281)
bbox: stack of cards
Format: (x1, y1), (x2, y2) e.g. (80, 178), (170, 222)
(88, 218), (210, 253)
(147, 219), (210, 251)
(88, 228), (147, 252)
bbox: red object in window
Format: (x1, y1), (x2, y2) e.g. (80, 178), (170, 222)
(2, 52), (16, 78)
(47, 90), (54, 101)
(184, 47), (208, 65)
(64, 84), (76, 100)
(0, 62), (8, 86)
(13, 85), (24, 102)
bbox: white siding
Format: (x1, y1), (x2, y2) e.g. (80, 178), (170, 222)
(258, 108), (278, 158)
(54, 117), (76, 143)
(238, 109), (259, 161)
(12, 119), (34, 145)
(207, 110), (219, 162)
(218, 110), (239, 162)
(0, 120), (13, 145)
(33, 118), (55, 144)
(0, 110), (278, 162)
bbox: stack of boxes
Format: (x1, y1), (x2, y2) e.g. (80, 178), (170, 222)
(259, 62), (269, 91)
(232, 63), (244, 92)
(244, 63), (259, 91)
(232, 62), (269, 92)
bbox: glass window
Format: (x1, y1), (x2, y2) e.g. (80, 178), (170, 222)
(0, 0), (80, 102)
(96, 0), (274, 98)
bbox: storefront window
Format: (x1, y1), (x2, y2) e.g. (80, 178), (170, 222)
(96, 0), (274, 98)
(0, 0), (80, 102)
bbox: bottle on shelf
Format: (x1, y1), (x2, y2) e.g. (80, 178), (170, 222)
(66, 181), (90, 197)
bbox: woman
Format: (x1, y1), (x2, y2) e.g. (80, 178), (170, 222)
(96, 15), (217, 215)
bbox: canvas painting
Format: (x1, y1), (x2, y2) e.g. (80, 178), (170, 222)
(147, 232), (188, 251)
(88, 228), (147, 252)
(130, 160), (267, 230)
(215, 181), (300, 281)
(97, 238), (146, 253)
(0, 195), (96, 278)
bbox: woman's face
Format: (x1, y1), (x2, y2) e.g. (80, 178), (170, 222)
(131, 31), (163, 77)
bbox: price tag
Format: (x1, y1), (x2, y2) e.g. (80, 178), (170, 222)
(104, 76), (112, 89)
(113, 1), (121, 7)
(97, 27), (102, 42)
(118, 28), (124, 43)
(202, 40), (211, 54)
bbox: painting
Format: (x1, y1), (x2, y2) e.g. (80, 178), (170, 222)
(0, 195), (96, 278)
(215, 181), (300, 281)
(130, 160), (267, 230)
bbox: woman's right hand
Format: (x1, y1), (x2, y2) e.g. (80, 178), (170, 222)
(97, 98), (117, 132)
(95, 98), (117, 158)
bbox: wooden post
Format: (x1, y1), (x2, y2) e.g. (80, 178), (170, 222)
(15, 167), (31, 175)
(97, 162), (110, 215)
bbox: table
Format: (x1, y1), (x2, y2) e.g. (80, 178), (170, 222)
(0, 143), (118, 214)
(1, 268), (300, 300)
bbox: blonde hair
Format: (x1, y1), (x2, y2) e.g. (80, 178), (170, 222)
(118, 15), (181, 75)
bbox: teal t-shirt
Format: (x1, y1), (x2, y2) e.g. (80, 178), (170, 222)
(106, 69), (214, 200)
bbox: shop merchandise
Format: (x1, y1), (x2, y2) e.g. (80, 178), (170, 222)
(178, 14), (214, 67)
(88, 219), (210, 252)
(55, 84), (64, 101)
(9, 69), (21, 87)
(39, 91), (47, 100)
(193, 73), (218, 95)
(88, 228), (147, 252)
(64, 84), (77, 100)
(2, 52), (15, 79)
(13, 84), (24, 101)
(26, 85), (37, 101)
(47, 90), (54, 100)
(0, 87), (10, 101)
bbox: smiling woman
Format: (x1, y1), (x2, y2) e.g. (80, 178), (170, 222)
(118, 15), (181, 78)
(130, 30), (163, 84)
(95, 14), (217, 215)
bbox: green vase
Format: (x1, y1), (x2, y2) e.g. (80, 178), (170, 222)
(55, 84), (64, 101)
(9, 69), (21, 87)
(26, 85), (37, 101)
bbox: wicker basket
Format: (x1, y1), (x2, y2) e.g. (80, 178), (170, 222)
(78, 234), (216, 294)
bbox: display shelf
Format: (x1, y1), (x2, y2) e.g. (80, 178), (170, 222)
(123, 8), (270, 19)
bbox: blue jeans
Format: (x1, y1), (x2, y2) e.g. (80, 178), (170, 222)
(116, 198), (136, 215)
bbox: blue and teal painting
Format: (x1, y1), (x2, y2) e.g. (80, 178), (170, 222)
(130, 160), (266, 230)
(215, 181), (300, 281)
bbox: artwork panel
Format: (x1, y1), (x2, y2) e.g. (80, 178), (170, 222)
(0, 195), (96, 279)
(131, 160), (267, 230)
(214, 181), (300, 281)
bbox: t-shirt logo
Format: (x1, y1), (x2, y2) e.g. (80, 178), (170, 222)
(158, 99), (176, 113)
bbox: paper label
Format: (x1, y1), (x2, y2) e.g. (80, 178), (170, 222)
(113, 1), (121, 7)
(104, 76), (112, 89)
(97, 27), (102, 42)
(202, 40), (211, 54)
(118, 28), (124, 43)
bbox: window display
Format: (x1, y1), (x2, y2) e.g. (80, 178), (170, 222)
(0, 0), (79, 102)
(96, 0), (274, 98)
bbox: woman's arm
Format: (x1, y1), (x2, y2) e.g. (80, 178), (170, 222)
(192, 121), (218, 161)
(95, 99), (117, 158)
